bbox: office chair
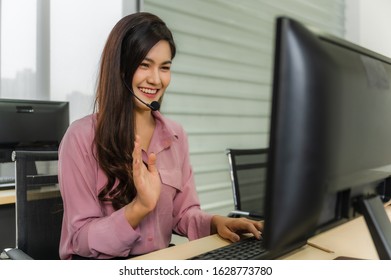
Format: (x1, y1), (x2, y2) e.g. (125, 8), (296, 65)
(225, 148), (268, 220)
(1, 150), (62, 260)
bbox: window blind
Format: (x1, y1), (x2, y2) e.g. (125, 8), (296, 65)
(144, 0), (345, 215)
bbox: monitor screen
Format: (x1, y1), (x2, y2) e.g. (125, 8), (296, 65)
(0, 99), (69, 163)
(262, 17), (391, 259)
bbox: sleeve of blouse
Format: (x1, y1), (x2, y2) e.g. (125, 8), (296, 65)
(58, 120), (140, 259)
(171, 128), (213, 240)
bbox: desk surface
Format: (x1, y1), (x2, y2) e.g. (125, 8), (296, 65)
(133, 204), (391, 260)
(0, 189), (16, 205)
(0, 187), (60, 206)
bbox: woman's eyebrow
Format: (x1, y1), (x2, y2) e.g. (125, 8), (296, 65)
(143, 57), (172, 65)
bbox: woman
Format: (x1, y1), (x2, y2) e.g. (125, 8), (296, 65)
(58, 12), (262, 260)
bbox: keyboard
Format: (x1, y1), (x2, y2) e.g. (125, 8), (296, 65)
(188, 236), (266, 260)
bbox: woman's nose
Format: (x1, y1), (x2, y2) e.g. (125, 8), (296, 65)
(147, 68), (161, 85)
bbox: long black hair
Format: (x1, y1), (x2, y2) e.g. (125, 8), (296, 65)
(94, 12), (176, 210)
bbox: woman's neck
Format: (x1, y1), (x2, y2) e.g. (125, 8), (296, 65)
(135, 110), (156, 152)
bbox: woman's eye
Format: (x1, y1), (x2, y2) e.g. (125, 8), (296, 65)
(140, 63), (149, 68)
(161, 66), (171, 71)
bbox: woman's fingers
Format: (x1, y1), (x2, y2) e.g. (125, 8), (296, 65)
(147, 152), (157, 173)
(132, 135), (142, 169)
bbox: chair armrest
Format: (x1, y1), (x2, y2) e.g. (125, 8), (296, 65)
(3, 248), (34, 260)
(12, 150), (58, 162)
(228, 210), (264, 220)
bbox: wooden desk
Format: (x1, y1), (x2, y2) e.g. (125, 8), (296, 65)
(133, 205), (391, 260)
(132, 234), (231, 260)
(0, 189), (16, 205)
(300, 201), (391, 260)
(0, 187), (60, 206)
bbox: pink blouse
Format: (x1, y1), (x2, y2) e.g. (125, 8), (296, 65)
(58, 111), (212, 259)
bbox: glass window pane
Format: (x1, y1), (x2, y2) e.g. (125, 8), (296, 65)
(50, 0), (122, 122)
(1, 0), (37, 99)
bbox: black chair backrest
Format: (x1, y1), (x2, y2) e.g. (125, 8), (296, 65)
(226, 148), (268, 218)
(13, 150), (62, 260)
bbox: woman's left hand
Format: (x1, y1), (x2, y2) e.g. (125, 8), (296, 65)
(211, 215), (263, 242)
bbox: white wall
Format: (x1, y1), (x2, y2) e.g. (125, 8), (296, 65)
(345, 0), (391, 58)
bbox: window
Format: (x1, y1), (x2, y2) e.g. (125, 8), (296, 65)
(1, 0), (37, 100)
(0, 0), (137, 122)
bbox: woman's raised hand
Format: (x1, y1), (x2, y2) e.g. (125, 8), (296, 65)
(132, 135), (161, 212)
(124, 135), (161, 228)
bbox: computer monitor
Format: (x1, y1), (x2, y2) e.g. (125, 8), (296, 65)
(0, 99), (69, 163)
(263, 17), (391, 259)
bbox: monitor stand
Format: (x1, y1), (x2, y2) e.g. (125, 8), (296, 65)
(357, 195), (391, 259)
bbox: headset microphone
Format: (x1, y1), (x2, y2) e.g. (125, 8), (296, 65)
(122, 78), (160, 111)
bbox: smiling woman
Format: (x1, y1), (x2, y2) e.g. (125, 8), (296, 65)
(57, 12), (262, 260)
